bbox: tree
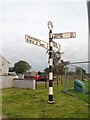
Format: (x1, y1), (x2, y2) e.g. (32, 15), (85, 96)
(82, 69), (86, 79)
(53, 50), (61, 66)
(75, 67), (86, 80)
(53, 50), (62, 75)
(46, 50), (69, 75)
(13, 60), (31, 74)
(46, 50), (61, 65)
(54, 60), (69, 75)
(44, 67), (49, 75)
(59, 59), (69, 67)
(76, 67), (81, 74)
(38, 71), (41, 75)
(9, 67), (14, 72)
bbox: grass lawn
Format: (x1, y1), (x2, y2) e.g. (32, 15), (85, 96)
(2, 80), (89, 118)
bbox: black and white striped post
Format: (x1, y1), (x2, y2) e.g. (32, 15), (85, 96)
(48, 30), (53, 103)
(48, 21), (54, 104)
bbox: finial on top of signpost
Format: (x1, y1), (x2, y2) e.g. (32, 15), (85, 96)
(47, 21), (54, 31)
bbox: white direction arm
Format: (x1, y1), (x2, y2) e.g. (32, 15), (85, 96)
(25, 34), (61, 50)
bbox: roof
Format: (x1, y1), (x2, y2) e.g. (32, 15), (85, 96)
(0, 55), (10, 64)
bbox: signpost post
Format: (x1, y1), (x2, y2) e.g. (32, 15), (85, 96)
(47, 21), (54, 103)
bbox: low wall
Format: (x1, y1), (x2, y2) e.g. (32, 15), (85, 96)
(0, 75), (15, 88)
(13, 79), (36, 90)
(2, 79), (13, 88)
(0, 76), (36, 89)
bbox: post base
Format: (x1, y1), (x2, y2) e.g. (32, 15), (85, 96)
(48, 101), (54, 104)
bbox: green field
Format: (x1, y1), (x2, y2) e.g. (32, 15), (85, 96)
(2, 80), (89, 118)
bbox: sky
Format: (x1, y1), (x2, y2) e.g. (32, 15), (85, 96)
(0, 0), (89, 72)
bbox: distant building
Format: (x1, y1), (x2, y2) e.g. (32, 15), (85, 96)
(31, 71), (37, 76)
(0, 55), (10, 75)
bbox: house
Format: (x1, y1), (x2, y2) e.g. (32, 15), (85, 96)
(0, 55), (10, 75)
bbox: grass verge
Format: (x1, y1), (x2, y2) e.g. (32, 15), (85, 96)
(2, 80), (89, 118)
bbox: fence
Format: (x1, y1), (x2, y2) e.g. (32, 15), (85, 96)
(63, 65), (83, 93)
(53, 66), (85, 93)
(35, 75), (48, 89)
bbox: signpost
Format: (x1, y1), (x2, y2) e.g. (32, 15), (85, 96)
(25, 34), (60, 50)
(25, 21), (76, 104)
(53, 32), (76, 39)
(47, 21), (76, 104)
(53, 41), (61, 50)
(25, 34), (48, 49)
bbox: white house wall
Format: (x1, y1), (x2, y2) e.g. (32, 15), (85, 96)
(0, 56), (2, 75)
(0, 55), (9, 75)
